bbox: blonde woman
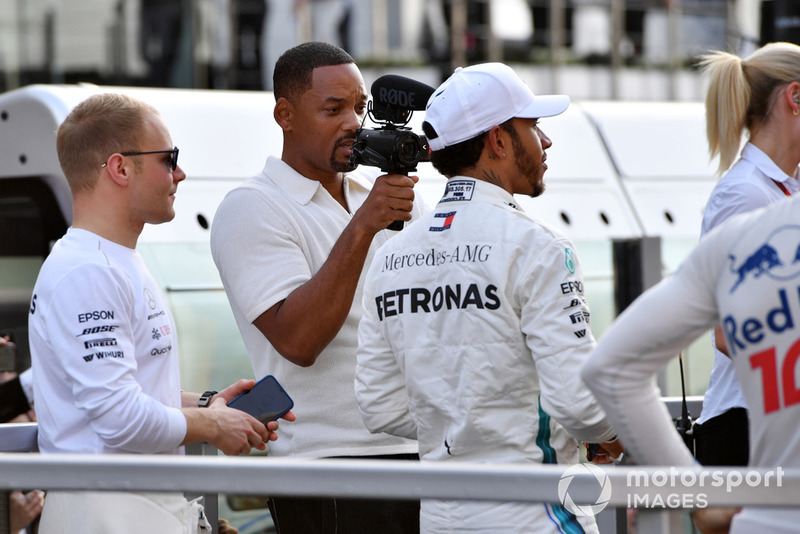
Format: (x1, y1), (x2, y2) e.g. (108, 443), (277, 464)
(694, 42), (800, 467)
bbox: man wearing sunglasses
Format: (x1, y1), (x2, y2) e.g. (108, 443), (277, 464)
(29, 93), (293, 533)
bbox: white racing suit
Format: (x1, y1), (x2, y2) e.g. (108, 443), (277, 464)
(356, 178), (616, 533)
(584, 194), (800, 534)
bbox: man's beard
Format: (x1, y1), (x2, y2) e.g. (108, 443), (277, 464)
(331, 136), (357, 173)
(510, 131), (545, 198)
(331, 158), (355, 173)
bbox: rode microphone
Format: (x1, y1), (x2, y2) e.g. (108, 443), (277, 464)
(352, 75), (433, 231)
(370, 74), (435, 124)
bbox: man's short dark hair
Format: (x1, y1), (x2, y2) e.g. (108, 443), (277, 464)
(273, 41), (355, 102)
(424, 120), (516, 178)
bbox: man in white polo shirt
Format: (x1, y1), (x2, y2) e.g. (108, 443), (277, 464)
(211, 42), (423, 532)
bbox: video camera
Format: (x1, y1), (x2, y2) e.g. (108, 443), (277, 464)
(349, 74), (434, 174)
(349, 74), (435, 230)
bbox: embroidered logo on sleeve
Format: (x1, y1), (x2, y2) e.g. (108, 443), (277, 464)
(565, 248), (576, 274)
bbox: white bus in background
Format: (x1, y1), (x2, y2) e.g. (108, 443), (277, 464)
(0, 83), (718, 404)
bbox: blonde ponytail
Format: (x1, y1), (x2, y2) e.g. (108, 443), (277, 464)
(699, 51), (748, 174)
(700, 42), (800, 174)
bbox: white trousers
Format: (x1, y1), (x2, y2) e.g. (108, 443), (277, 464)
(38, 491), (211, 534)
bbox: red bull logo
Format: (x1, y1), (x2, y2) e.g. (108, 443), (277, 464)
(728, 226), (800, 293)
(729, 244), (782, 292)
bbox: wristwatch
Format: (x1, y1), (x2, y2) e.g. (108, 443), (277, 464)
(198, 390), (218, 408)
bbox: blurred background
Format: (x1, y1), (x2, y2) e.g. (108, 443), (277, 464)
(1, 0), (798, 100)
(3, 3), (800, 531)
(4, 0), (800, 409)
(5, 0), (800, 408)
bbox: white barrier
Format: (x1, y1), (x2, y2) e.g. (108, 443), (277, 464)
(3, 416), (798, 534)
(1, 451), (798, 504)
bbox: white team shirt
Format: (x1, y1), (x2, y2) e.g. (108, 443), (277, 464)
(584, 194), (800, 533)
(698, 142), (799, 424)
(29, 228), (186, 455)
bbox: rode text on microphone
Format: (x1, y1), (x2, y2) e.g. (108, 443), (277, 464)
(349, 74), (433, 176)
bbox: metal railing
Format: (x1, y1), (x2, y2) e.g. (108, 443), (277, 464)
(1, 446), (798, 534)
(3, 399), (793, 534)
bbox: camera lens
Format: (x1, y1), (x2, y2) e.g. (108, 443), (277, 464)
(397, 135), (420, 164)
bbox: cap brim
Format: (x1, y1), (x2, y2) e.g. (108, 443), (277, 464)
(517, 94), (570, 119)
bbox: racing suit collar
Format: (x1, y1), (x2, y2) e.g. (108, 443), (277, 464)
(439, 176), (523, 211)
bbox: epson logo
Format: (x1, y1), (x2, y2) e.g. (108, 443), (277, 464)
(378, 87), (416, 109)
(78, 310), (115, 323)
(560, 281), (584, 295)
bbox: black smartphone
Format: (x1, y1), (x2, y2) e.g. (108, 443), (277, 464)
(0, 342), (16, 372)
(227, 375), (294, 424)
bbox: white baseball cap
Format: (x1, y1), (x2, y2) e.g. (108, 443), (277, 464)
(423, 63), (570, 151)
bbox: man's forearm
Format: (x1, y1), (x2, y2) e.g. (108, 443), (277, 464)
(254, 222), (376, 366)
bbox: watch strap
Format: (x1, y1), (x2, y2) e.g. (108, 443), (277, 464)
(198, 390), (218, 408)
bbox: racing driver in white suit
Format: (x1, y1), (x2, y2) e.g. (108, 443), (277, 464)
(583, 183), (800, 531)
(355, 63), (622, 533)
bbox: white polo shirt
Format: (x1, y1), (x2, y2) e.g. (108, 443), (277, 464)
(211, 156), (421, 458)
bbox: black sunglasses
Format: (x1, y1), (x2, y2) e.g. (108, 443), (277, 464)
(102, 147), (180, 171)
(121, 147), (180, 171)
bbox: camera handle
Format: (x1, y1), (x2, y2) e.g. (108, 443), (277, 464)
(385, 169), (410, 231)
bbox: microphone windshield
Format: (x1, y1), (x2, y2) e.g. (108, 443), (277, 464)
(370, 75), (435, 123)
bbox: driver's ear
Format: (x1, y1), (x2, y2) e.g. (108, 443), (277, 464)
(486, 125), (507, 160)
(104, 153), (131, 187)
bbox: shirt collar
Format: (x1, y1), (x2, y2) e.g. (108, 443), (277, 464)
(741, 142), (798, 185)
(437, 177), (523, 211)
(263, 156), (371, 205)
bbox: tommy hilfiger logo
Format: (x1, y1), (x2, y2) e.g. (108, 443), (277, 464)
(430, 211), (457, 232)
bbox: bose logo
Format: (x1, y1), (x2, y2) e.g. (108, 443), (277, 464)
(77, 325), (119, 337)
